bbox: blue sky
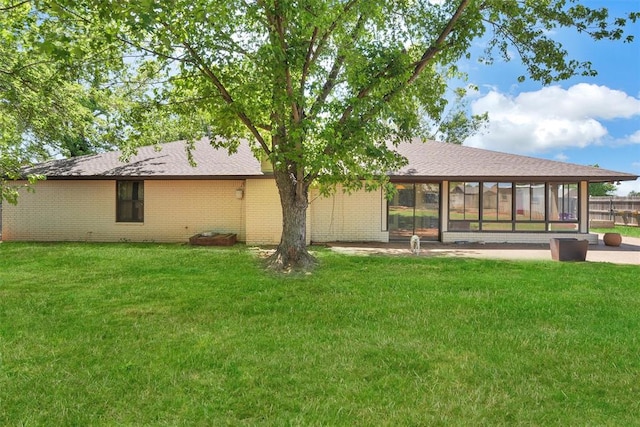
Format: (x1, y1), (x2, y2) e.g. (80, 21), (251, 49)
(458, 0), (640, 195)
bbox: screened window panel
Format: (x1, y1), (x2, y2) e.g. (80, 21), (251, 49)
(515, 222), (545, 231)
(116, 181), (144, 222)
(549, 183), (578, 221)
(498, 183), (512, 221)
(449, 181), (465, 220)
(482, 182), (498, 221)
(549, 222), (579, 231)
(515, 184), (531, 220)
(447, 181), (581, 234)
(531, 183), (545, 220)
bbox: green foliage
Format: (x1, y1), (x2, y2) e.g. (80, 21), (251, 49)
(5, 0), (633, 193)
(0, 140), (41, 204)
(589, 181), (618, 197)
(0, 0), (191, 201)
(588, 165), (618, 196)
(1, 243), (639, 425)
(1, 1), (107, 200)
(1, 2), (106, 153)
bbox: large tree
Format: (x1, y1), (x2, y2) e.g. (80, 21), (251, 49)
(3, 1), (636, 270)
(1, 0), (185, 201)
(1, 0), (110, 201)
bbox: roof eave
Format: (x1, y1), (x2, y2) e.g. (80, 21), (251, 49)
(388, 174), (639, 182)
(35, 174), (270, 181)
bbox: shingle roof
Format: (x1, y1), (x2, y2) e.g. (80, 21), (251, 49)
(24, 139), (263, 179)
(392, 140), (637, 182)
(23, 138), (637, 183)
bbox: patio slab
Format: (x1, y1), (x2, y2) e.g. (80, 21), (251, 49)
(326, 234), (640, 265)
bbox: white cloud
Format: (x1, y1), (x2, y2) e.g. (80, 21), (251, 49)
(616, 178), (640, 196)
(465, 83), (640, 153)
(615, 162), (640, 196)
(628, 130), (640, 144)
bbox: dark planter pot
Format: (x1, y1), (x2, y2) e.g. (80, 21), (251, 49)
(549, 238), (588, 262)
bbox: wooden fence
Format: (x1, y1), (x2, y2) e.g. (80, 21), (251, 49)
(589, 196), (640, 227)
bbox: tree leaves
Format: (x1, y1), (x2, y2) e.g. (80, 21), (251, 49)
(479, 0), (635, 85)
(2, 0), (636, 206)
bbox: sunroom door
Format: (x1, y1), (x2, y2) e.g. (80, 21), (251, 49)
(388, 183), (440, 241)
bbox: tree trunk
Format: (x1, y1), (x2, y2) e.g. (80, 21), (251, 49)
(266, 169), (317, 272)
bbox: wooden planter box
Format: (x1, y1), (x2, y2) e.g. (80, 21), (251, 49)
(549, 238), (588, 262)
(189, 233), (237, 246)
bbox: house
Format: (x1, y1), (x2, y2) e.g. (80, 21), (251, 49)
(1, 138), (637, 245)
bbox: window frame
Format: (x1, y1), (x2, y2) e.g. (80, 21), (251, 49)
(448, 181), (480, 231)
(387, 182), (441, 241)
(116, 180), (144, 223)
(448, 180), (581, 233)
(480, 182), (513, 230)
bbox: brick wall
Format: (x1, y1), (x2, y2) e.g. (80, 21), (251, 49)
(4, 178), (391, 245)
(2, 179), (245, 242)
(4, 178), (604, 246)
(310, 186), (388, 243)
(244, 179), (284, 245)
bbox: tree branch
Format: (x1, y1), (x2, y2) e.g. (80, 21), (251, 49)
(179, 38), (270, 155)
(0, 0), (30, 11)
(2, 70), (38, 93)
(308, 0), (361, 69)
(305, 0), (474, 180)
(303, 0), (362, 119)
(265, 2), (301, 125)
(308, 13), (365, 120)
(340, 0), (471, 126)
(480, 16), (538, 65)
(408, 0), (471, 84)
(47, 1), (189, 65)
(300, 26), (318, 94)
(120, 39), (188, 63)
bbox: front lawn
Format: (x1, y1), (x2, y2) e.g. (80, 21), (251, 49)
(1, 243), (638, 425)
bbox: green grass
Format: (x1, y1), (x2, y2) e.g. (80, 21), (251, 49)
(1, 243), (639, 425)
(590, 225), (640, 238)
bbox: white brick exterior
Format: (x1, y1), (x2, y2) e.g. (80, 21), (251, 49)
(244, 179), (284, 245)
(3, 180), (245, 242)
(310, 187), (388, 243)
(1, 177), (598, 246)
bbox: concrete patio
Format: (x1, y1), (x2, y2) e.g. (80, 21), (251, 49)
(326, 234), (640, 265)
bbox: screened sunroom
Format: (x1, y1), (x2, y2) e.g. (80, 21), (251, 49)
(388, 180), (589, 244)
(388, 141), (636, 244)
